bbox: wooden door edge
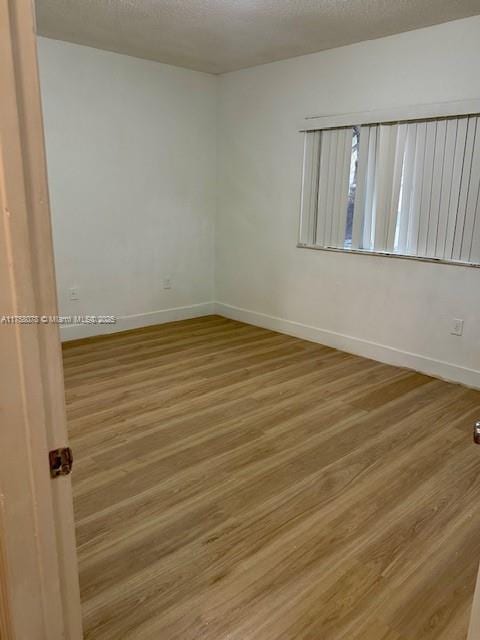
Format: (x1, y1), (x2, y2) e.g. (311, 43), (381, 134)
(0, 1), (83, 638)
(468, 562), (480, 640)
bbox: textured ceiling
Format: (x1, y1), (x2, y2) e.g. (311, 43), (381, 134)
(36, 0), (480, 74)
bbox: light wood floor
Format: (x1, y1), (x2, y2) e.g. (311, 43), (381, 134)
(63, 315), (480, 640)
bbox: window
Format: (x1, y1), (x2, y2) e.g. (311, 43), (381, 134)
(299, 111), (480, 265)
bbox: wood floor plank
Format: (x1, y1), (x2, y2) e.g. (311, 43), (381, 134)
(77, 397), (467, 637)
(63, 316), (480, 640)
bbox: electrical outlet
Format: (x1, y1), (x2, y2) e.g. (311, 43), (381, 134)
(451, 318), (464, 336)
(163, 276), (172, 290)
(69, 287), (79, 301)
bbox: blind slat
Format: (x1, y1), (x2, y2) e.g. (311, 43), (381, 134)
(406, 122), (427, 255)
(425, 119), (447, 257)
(324, 129), (340, 247)
(462, 117), (480, 261)
(469, 183), (480, 262)
(299, 131), (320, 245)
(351, 126), (370, 249)
(386, 123), (407, 252)
(329, 128), (345, 246)
(333, 129), (354, 248)
(444, 117), (469, 259)
(417, 121), (437, 256)
(330, 128), (346, 247)
(452, 116), (477, 260)
(362, 125), (378, 250)
(315, 130), (331, 246)
(373, 124), (398, 251)
(436, 119), (458, 258)
(396, 123), (417, 254)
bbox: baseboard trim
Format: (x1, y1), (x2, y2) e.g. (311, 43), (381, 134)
(60, 302), (215, 341)
(215, 302), (480, 390)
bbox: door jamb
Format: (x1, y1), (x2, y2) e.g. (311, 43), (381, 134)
(0, 1), (82, 637)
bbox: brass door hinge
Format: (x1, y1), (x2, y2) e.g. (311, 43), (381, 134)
(49, 447), (73, 478)
(474, 422), (480, 445)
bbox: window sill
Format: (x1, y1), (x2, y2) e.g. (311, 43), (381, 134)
(297, 243), (480, 269)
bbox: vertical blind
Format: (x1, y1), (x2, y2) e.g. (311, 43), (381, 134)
(299, 114), (480, 264)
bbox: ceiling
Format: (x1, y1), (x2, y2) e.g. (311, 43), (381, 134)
(36, 0), (480, 74)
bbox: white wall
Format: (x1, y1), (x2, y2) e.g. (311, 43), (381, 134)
(216, 16), (480, 387)
(37, 37), (217, 338)
(38, 19), (480, 386)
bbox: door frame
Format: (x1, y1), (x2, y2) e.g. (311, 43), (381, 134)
(468, 569), (480, 640)
(0, 0), (82, 638)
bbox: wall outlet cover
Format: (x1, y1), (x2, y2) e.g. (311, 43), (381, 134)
(451, 318), (464, 336)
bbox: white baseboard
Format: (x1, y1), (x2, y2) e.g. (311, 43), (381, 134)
(215, 302), (480, 390)
(60, 299), (480, 389)
(60, 302), (215, 341)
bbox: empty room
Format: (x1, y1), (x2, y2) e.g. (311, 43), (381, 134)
(2, 1), (480, 639)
